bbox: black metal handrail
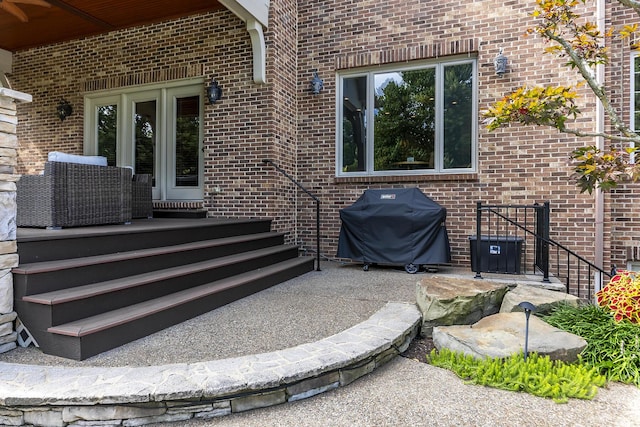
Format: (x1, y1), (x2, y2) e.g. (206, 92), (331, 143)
(476, 201), (609, 299)
(545, 236), (611, 300)
(262, 159), (321, 271)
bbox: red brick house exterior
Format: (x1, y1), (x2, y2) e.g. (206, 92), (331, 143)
(4, 0), (640, 292)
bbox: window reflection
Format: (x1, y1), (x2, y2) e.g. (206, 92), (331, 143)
(97, 105), (117, 166)
(634, 56), (640, 134)
(443, 63), (473, 169)
(373, 69), (435, 171)
(342, 77), (367, 172)
(175, 96), (200, 187)
(338, 59), (476, 175)
(135, 101), (156, 185)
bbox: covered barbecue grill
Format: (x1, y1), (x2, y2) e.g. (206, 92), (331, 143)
(336, 188), (451, 273)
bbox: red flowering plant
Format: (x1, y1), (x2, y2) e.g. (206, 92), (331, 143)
(596, 270), (640, 323)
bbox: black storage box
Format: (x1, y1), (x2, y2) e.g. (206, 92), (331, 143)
(337, 188), (451, 272)
(469, 235), (523, 274)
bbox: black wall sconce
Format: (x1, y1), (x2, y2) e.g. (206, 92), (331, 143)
(207, 77), (222, 104)
(56, 99), (73, 122)
(494, 48), (508, 77)
(310, 70), (324, 94)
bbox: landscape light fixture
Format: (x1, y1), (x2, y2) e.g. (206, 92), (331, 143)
(518, 301), (537, 361)
(207, 77), (222, 104)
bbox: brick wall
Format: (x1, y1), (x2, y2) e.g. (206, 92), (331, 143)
(607, 0), (640, 271)
(10, 0), (634, 291)
(258, 0), (299, 239)
(297, 0), (603, 286)
(12, 11), (244, 174)
(10, 8), (298, 239)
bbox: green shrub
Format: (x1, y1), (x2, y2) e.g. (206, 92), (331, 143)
(544, 303), (640, 387)
(428, 348), (606, 403)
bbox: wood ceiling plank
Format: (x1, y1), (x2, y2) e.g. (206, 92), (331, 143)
(0, 0), (224, 51)
(46, 0), (114, 29)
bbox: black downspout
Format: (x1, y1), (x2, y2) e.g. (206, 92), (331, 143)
(541, 201), (550, 282)
(475, 201), (482, 279)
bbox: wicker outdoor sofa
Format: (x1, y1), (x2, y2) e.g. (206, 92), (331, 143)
(16, 160), (152, 228)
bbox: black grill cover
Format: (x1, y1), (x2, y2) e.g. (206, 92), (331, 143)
(337, 188), (451, 265)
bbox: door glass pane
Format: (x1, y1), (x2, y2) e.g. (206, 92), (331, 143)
(97, 105), (117, 166)
(373, 69), (436, 171)
(341, 76), (367, 172)
(443, 63), (473, 169)
(635, 56), (640, 133)
(175, 96), (200, 187)
(134, 101), (156, 185)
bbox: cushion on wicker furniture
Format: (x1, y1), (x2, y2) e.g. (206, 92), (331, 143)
(17, 161), (133, 228)
(48, 151), (108, 166)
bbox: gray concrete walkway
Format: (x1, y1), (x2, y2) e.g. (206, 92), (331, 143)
(1, 262), (639, 426)
(165, 357), (640, 427)
(0, 261), (418, 367)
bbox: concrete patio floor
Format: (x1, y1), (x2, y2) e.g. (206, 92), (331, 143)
(1, 261), (639, 426)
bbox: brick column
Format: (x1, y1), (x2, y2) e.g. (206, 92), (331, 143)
(0, 88), (31, 353)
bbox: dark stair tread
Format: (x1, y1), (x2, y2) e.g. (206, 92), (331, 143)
(153, 209), (207, 219)
(13, 232), (284, 275)
(23, 245), (298, 305)
(48, 257), (313, 337)
(16, 218), (275, 264)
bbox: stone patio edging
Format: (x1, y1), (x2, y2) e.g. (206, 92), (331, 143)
(0, 302), (421, 426)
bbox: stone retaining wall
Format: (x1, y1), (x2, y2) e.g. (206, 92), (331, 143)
(0, 88), (31, 355)
(0, 302), (421, 426)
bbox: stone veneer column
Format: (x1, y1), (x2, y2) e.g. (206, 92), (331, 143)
(0, 88), (31, 354)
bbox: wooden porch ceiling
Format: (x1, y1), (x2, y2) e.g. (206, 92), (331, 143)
(0, 0), (225, 52)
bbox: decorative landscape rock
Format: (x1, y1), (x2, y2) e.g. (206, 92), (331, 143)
(0, 91), (22, 355)
(433, 312), (587, 362)
(0, 269), (13, 314)
(500, 284), (581, 315)
(416, 276), (512, 337)
(0, 192), (15, 242)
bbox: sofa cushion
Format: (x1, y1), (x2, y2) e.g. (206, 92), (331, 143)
(48, 151), (108, 166)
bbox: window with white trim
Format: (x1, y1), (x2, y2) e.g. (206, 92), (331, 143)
(630, 53), (640, 164)
(337, 57), (477, 176)
(633, 53), (640, 133)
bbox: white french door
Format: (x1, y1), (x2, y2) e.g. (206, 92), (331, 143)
(84, 80), (204, 201)
(165, 87), (202, 200)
